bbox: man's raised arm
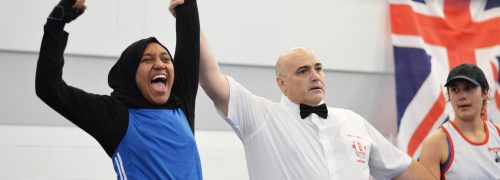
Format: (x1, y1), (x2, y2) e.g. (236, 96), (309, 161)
(199, 32), (230, 117)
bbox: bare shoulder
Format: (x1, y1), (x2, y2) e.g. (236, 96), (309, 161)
(420, 129), (448, 162)
(426, 129), (447, 145)
(422, 129), (448, 152)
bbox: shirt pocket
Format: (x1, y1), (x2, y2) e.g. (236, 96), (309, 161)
(343, 133), (371, 166)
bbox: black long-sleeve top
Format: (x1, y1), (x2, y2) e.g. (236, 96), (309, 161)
(35, 1), (200, 157)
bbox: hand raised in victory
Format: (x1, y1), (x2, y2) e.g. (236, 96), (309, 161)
(48, 0), (86, 23)
(168, 0), (184, 18)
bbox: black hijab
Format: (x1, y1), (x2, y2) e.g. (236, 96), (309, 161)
(108, 37), (179, 109)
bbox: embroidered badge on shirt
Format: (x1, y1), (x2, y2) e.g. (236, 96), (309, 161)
(352, 140), (366, 158)
(345, 134), (369, 164)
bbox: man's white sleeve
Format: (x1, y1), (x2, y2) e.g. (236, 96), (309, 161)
(223, 76), (270, 141)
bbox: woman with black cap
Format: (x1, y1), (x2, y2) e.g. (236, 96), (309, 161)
(35, 0), (202, 179)
(419, 64), (500, 179)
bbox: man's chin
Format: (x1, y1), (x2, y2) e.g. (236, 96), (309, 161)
(308, 93), (324, 100)
(305, 98), (324, 106)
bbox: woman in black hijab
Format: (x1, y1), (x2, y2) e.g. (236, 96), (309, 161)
(35, 0), (202, 179)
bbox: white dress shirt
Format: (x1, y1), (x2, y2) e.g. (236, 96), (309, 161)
(221, 77), (411, 180)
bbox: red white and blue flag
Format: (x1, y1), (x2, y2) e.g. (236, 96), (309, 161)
(390, 0), (500, 158)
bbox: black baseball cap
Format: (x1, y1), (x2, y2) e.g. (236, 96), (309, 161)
(444, 63), (489, 89)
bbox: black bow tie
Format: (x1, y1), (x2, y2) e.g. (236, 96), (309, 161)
(300, 103), (328, 119)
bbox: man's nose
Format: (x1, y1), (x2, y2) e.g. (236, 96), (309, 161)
(311, 70), (321, 82)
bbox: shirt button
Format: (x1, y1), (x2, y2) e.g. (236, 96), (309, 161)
(325, 153), (330, 157)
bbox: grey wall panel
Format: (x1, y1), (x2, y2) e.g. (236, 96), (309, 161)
(0, 50), (397, 136)
(0, 51), (115, 127)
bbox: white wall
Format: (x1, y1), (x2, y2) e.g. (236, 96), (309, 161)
(0, 0), (392, 73)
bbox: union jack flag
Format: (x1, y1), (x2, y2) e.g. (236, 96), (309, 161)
(390, 0), (500, 158)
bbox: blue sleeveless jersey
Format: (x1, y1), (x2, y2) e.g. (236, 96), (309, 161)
(112, 108), (202, 179)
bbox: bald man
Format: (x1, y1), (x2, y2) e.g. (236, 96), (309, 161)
(198, 32), (433, 179)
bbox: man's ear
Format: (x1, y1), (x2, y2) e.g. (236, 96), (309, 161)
(276, 76), (286, 94)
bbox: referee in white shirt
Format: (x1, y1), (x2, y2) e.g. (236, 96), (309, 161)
(189, 27), (436, 180)
(196, 31), (435, 179)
